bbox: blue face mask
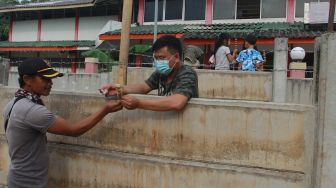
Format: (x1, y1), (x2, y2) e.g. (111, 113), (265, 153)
(154, 54), (177, 75)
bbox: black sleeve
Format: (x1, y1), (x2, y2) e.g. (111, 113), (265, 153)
(145, 71), (160, 90)
(173, 69), (198, 100)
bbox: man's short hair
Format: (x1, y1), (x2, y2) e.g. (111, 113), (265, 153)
(244, 34), (257, 45)
(152, 35), (183, 59)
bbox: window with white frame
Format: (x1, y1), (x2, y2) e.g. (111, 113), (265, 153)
(214, 0), (287, 20)
(261, 0), (287, 18)
(144, 0), (205, 22)
(144, 0), (163, 22)
(295, 0), (329, 18)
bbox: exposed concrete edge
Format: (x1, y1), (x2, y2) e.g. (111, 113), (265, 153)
(287, 78), (313, 81)
(195, 69), (273, 76)
(1, 86), (315, 111)
(127, 67), (273, 76)
(46, 142), (304, 182)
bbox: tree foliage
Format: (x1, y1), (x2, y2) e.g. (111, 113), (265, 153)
(0, 0), (19, 7)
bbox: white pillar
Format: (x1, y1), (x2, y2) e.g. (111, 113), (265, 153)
(272, 38), (288, 103)
(316, 33), (336, 188)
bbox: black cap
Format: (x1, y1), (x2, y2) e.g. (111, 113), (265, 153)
(244, 34), (257, 45)
(18, 58), (63, 79)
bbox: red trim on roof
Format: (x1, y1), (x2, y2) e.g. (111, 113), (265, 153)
(0, 47), (78, 51)
(100, 33), (315, 45)
(100, 33), (184, 40)
(184, 38), (315, 45)
(288, 38), (315, 44)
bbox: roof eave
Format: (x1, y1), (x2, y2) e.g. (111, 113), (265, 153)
(0, 2), (95, 13)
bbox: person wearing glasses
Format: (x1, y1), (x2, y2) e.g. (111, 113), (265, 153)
(100, 35), (199, 111)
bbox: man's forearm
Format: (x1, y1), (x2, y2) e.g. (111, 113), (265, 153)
(71, 107), (109, 136)
(123, 83), (151, 94)
(137, 94), (188, 111)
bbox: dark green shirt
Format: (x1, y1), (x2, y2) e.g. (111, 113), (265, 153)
(145, 65), (199, 99)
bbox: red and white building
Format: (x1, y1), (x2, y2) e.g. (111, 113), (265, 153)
(100, 0), (330, 70)
(0, 0), (122, 65)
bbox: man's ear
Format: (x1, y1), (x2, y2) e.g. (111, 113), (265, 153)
(23, 75), (33, 87)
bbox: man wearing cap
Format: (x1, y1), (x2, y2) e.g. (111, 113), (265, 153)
(236, 34), (264, 71)
(2, 58), (123, 188)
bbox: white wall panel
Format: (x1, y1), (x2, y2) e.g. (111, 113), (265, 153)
(78, 16), (117, 40)
(12, 20), (38, 42)
(41, 18), (75, 41)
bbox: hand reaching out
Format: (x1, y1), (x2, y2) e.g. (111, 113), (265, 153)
(99, 84), (123, 98)
(105, 100), (123, 113)
(121, 95), (140, 110)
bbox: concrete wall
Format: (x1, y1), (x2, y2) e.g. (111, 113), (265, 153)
(315, 34), (336, 188)
(287, 78), (315, 105)
(0, 87), (316, 188)
(7, 68), (273, 101)
(121, 68), (273, 101)
(7, 68), (316, 104)
(7, 71), (111, 93)
(12, 20), (38, 41)
(0, 58), (9, 86)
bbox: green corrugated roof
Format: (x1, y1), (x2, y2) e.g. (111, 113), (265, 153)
(109, 24), (185, 35)
(184, 22), (321, 39)
(103, 22), (325, 39)
(0, 40), (95, 47)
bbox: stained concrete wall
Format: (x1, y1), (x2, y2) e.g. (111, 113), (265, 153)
(0, 87), (316, 188)
(0, 59), (9, 86)
(315, 34), (336, 188)
(287, 78), (314, 105)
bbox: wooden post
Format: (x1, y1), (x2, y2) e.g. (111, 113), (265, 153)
(118, 0), (133, 85)
(328, 0), (336, 32)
